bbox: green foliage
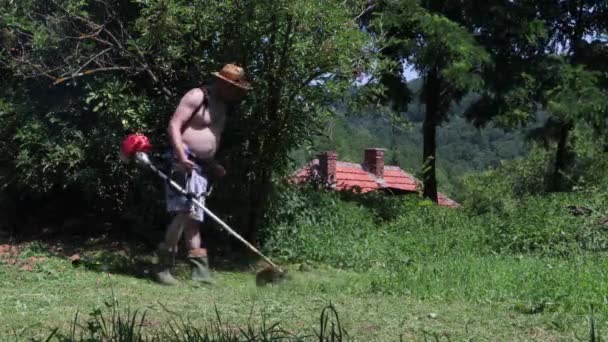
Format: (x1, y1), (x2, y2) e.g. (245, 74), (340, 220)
(372, 0), (491, 201)
(0, 0), (371, 235)
(545, 63), (608, 126)
(461, 125), (608, 215)
(485, 191), (608, 255)
(262, 184), (486, 270)
(460, 147), (550, 214)
(466, 1), (608, 192)
(262, 184), (378, 266)
(266, 173), (608, 269)
(571, 127), (608, 188)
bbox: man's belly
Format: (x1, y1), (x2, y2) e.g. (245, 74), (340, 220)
(181, 127), (218, 160)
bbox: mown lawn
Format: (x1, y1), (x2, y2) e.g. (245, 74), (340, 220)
(1, 238), (607, 341)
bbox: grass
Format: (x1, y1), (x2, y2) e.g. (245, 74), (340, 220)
(2, 188), (608, 340)
(2, 238), (608, 341)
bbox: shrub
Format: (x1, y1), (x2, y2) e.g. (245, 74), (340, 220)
(263, 179), (608, 269)
(484, 190), (608, 256)
(261, 184), (379, 268)
(262, 184), (489, 270)
(460, 146), (550, 215)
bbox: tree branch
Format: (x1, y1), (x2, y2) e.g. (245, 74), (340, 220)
(47, 0), (173, 97)
(53, 66), (136, 85)
(6, 54), (57, 81)
(354, 3), (377, 23)
(68, 48), (112, 79)
(121, 27), (174, 98)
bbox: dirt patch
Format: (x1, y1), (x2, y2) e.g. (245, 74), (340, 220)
(0, 245), (47, 271)
(0, 244), (21, 257)
(1, 243), (46, 268)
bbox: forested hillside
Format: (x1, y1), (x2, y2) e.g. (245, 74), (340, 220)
(291, 81), (533, 198)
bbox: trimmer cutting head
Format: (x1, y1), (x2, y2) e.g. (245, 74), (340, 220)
(255, 266), (289, 287)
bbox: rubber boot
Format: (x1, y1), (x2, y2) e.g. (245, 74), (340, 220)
(155, 244), (180, 286)
(187, 249), (214, 284)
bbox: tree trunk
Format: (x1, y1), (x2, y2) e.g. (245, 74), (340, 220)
(422, 68), (440, 202)
(549, 121), (573, 192)
(245, 169), (272, 246)
(390, 120), (399, 165)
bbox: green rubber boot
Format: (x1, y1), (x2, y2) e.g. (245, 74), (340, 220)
(188, 249), (214, 285)
(155, 244), (180, 286)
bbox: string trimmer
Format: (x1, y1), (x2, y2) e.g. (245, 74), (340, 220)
(119, 133), (287, 286)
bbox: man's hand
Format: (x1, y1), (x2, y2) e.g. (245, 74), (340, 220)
(211, 163), (226, 179)
(209, 162), (226, 179)
(177, 157), (196, 173)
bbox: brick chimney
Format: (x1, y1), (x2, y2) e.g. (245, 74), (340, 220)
(318, 151), (337, 184)
(364, 148), (385, 179)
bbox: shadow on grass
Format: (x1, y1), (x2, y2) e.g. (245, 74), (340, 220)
(2, 227), (269, 282)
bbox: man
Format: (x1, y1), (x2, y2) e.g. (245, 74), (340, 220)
(156, 63), (251, 285)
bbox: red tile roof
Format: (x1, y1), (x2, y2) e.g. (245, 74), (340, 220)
(293, 159), (460, 208)
(437, 192), (460, 208)
(335, 162), (378, 192)
(383, 166), (419, 192)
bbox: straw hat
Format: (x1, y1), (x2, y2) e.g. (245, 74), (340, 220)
(211, 63), (252, 90)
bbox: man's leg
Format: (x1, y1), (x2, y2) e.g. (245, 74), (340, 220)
(166, 213), (187, 249)
(155, 213), (187, 286)
(183, 217), (202, 251)
(183, 217), (213, 284)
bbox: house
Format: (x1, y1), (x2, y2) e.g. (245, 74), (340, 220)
(293, 148), (460, 208)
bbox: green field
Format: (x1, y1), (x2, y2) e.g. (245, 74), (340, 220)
(3, 189), (608, 341)
(2, 233), (608, 341)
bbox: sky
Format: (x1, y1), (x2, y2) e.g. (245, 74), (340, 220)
(355, 62), (420, 86)
(404, 64), (419, 81)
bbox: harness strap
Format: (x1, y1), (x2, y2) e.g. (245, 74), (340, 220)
(185, 86), (209, 126)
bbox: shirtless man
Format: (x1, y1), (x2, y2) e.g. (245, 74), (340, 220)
(156, 64), (250, 285)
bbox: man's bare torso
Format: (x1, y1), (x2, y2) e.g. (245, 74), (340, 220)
(180, 87), (226, 160)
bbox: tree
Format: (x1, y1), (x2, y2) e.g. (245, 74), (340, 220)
(0, 0), (370, 242)
(465, 0), (608, 192)
(531, 1), (608, 191)
(372, 0), (489, 202)
(212, 1), (371, 243)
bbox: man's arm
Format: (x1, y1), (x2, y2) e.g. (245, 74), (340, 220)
(168, 88), (204, 167)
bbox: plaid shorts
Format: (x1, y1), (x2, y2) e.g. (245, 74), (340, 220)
(165, 156), (209, 223)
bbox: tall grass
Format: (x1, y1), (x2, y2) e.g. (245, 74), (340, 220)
(35, 298), (608, 341)
(261, 185), (608, 313)
(37, 299), (349, 342)
(264, 185), (608, 266)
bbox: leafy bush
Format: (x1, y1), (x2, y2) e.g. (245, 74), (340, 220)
(262, 184), (489, 270)
(484, 190), (608, 256)
(460, 146), (550, 215)
(263, 178), (608, 271)
(569, 126), (608, 189)
(337, 189), (417, 223)
(460, 127), (608, 217)
(0, 0), (371, 238)
(261, 184), (379, 268)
